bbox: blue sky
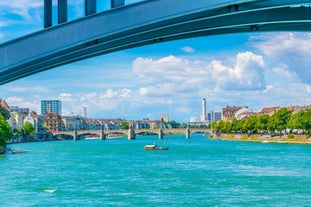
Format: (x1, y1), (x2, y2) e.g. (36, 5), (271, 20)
(1, 0), (311, 122)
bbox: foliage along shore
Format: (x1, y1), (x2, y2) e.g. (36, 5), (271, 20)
(211, 133), (311, 145)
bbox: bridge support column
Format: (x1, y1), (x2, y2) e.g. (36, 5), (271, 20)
(128, 128), (136, 140)
(186, 128), (190, 139)
(58, 0), (68, 24)
(100, 126), (106, 140)
(85, 0), (97, 16)
(44, 0), (52, 28)
(74, 130), (78, 140)
(159, 129), (163, 139)
(111, 0), (125, 8)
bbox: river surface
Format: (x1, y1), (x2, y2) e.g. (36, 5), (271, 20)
(1, 134), (311, 206)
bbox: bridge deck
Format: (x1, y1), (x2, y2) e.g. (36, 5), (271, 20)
(1, 0), (311, 84)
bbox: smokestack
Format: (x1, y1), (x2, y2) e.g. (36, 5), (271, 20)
(200, 98), (207, 122)
(83, 105), (87, 118)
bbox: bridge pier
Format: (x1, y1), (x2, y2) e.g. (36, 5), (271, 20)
(159, 129), (163, 139)
(128, 128), (136, 140)
(111, 0), (125, 8)
(100, 127), (106, 140)
(74, 129), (78, 140)
(185, 128), (190, 139)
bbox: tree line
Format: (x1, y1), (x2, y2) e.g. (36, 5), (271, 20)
(211, 108), (311, 135)
(0, 105), (35, 154)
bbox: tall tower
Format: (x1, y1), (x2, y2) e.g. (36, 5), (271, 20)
(83, 105), (87, 118)
(200, 98), (207, 122)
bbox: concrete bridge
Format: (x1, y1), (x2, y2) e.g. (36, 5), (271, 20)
(1, 0), (311, 84)
(52, 128), (212, 140)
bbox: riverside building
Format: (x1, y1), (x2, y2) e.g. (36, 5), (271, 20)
(41, 100), (62, 116)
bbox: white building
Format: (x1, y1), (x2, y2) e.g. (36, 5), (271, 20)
(235, 107), (253, 120)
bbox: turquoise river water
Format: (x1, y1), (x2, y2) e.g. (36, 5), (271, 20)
(1, 134), (311, 206)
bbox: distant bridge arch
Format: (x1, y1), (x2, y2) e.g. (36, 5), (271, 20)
(1, 0), (311, 84)
(52, 128), (212, 140)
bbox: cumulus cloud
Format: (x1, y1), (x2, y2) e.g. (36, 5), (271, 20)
(252, 32), (311, 84)
(132, 51), (266, 92)
(5, 96), (40, 112)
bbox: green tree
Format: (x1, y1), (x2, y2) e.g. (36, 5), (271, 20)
(256, 114), (270, 132)
(23, 122), (35, 137)
(231, 119), (241, 132)
(214, 120), (231, 132)
(243, 115), (258, 133)
(165, 121), (180, 128)
(0, 114), (11, 153)
(0, 105), (10, 120)
(180, 123), (188, 128)
(301, 109), (311, 132)
(120, 121), (129, 130)
(12, 128), (21, 139)
(287, 110), (304, 131)
(268, 108), (291, 132)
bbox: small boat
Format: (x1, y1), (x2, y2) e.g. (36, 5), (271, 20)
(12, 149), (28, 154)
(84, 135), (99, 140)
(144, 144), (168, 150)
(106, 134), (123, 139)
(85, 137), (99, 140)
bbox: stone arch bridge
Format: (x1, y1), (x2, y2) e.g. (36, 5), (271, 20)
(52, 128), (212, 140)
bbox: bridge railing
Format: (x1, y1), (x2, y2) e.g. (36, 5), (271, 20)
(44, 0), (144, 28)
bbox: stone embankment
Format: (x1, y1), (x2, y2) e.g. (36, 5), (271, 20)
(212, 133), (311, 145)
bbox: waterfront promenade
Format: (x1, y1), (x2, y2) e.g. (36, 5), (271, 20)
(213, 133), (311, 145)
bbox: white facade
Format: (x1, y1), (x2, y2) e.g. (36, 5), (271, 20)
(160, 114), (169, 122)
(24, 114), (38, 133)
(8, 111), (23, 130)
(235, 107), (253, 120)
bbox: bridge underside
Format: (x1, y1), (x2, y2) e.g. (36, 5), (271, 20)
(1, 0), (311, 84)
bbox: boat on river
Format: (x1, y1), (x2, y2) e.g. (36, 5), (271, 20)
(106, 134), (123, 139)
(84, 135), (99, 140)
(12, 149), (28, 154)
(144, 144), (168, 150)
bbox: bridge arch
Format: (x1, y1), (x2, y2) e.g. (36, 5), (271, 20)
(1, 0), (311, 84)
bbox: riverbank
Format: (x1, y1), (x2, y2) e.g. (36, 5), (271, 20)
(212, 133), (311, 145)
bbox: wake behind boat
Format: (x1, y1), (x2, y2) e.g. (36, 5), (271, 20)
(144, 144), (168, 150)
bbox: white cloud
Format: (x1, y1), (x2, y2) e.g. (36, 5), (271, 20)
(60, 93), (72, 97)
(0, 0), (42, 21)
(252, 32), (311, 84)
(181, 46), (195, 53)
(132, 52), (266, 91)
(5, 96), (40, 112)
(7, 86), (49, 93)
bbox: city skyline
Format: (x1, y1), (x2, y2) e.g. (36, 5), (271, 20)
(1, 1), (311, 122)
